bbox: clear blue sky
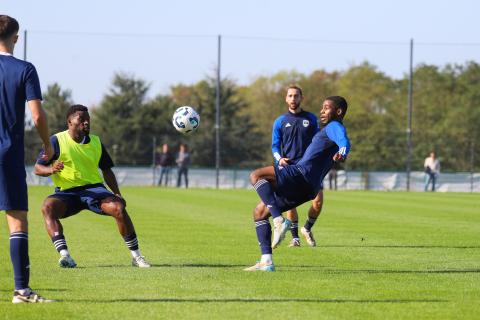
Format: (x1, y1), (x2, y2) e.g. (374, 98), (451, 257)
(4, 0), (479, 105)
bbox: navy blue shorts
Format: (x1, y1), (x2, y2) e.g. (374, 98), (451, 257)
(274, 165), (316, 212)
(48, 183), (116, 216)
(0, 165), (28, 211)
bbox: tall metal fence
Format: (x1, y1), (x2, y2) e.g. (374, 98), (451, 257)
(26, 166), (480, 192)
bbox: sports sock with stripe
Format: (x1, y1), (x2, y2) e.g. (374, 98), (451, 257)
(253, 179), (282, 218)
(124, 233), (141, 258)
(52, 234), (70, 256)
(10, 232), (30, 290)
(255, 219), (272, 255)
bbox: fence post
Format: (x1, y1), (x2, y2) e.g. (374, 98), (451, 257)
(152, 136), (156, 186)
(233, 168), (237, 189)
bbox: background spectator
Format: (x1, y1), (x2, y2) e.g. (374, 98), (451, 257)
(424, 151), (440, 191)
(328, 162), (342, 190)
(156, 144), (173, 186)
(176, 144), (190, 188)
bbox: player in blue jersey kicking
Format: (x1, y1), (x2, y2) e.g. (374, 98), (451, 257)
(271, 85), (323, 248)
(34, 105), (151, 269)
(244, 96), (350, 271)
(0, 15), (55, 303)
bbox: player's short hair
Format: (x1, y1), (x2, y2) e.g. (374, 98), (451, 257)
(286, 85), (303, 96)
(0, 15), (19, 41)
(326, 96), (348, 116)
(66, 104), (89, 120)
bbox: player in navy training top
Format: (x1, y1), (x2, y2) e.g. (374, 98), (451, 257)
(244, 96), (350, 271)
(271, 85), (323, 248)
(0, 15), (54, 302)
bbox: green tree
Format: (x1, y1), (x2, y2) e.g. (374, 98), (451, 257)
(299, 69), (341, 112)
(139, 94), (178, 163)
(92, 73), (155, 165)
(42, 83), (73, 133)
(337, 62), (402, 170)
(455, 62), (480, 172)
(429, 62), (480, 171)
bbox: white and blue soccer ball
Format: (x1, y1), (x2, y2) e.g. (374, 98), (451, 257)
(172, 106), (200, 134)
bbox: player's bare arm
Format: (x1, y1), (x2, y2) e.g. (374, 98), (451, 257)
(102, 168), (126, 205)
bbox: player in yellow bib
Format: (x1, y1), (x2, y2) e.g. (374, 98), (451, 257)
(35, 105), (151, 268)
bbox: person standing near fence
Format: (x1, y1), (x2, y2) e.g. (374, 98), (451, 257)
(0, 15), (54, 303)
(176, 144), (190, 188)
(328, 162), (341, 190)
(424, 151), (440, 191)
(156, 143), (173, 186)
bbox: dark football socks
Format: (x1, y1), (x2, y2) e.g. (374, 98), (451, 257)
(10, 232), (30, 290)
(253, 179), (282, 218)
(255, 219), (272, 255)
(304, 216), (317, 231)
(291, 221), (299, 239)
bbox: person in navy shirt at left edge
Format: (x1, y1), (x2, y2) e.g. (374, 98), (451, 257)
(245, 96), (350, 271)
(0, 15), (54, 303)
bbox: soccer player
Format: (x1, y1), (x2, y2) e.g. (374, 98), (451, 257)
(272, 85), (323, 247)
(34, 105), (151, 268)
(1, 15), (54, 303)
(245, 96), (350, 271)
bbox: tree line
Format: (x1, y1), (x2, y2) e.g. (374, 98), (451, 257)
(24, 61), (480, 172)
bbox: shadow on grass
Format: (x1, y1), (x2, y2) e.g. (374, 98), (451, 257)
(70, 297), (447, 304)
(321, 245), (480, 249)
(94, 263), (480, 274)
(282, 267), (480, 274)
(337, 269), (480, 274)
(96, 263), (247, 268)
(0, 288), (67, 292)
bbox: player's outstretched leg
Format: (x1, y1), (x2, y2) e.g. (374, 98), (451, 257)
(301, 191), (323, 247)
(250, 166), (290, 248)
(244, 202), (275, 272)
(100, 197), (151, 268)
(41, 198), (77, 268)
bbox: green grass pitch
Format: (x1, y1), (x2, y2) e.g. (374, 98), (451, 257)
(1, 187), (479, 319)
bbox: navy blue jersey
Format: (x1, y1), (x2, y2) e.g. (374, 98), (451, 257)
(296, 121), (350, 194)
(36, 135), (114, 170)
(0, 54), (42, 164)
(272, 110), (319, 164)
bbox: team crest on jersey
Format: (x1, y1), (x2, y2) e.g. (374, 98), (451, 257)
(303, 120), (309, 127)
